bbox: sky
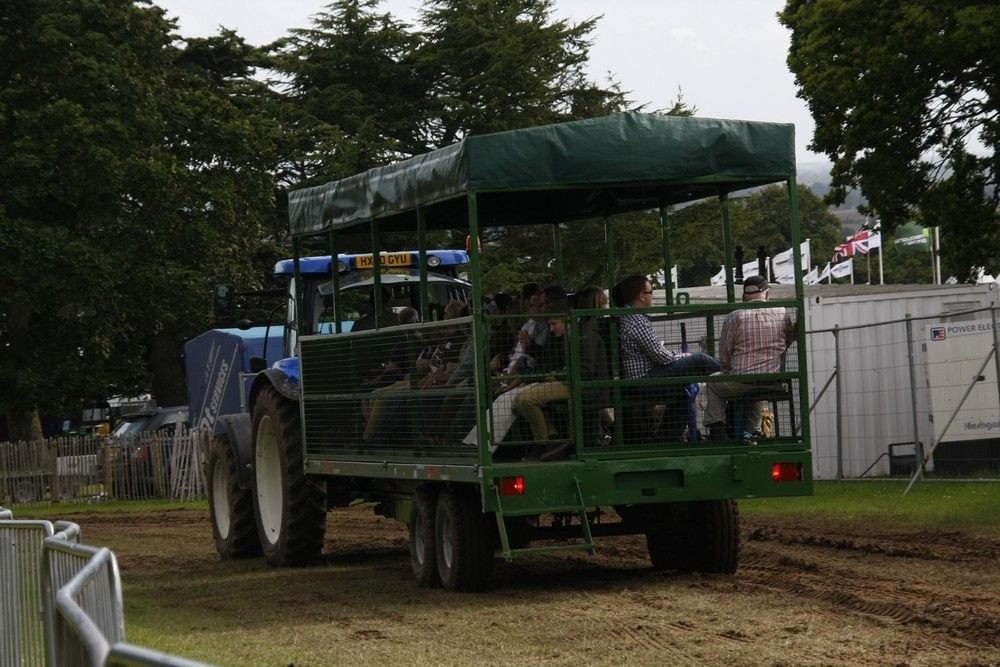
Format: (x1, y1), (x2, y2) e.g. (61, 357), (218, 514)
(155, 0), (825, 164)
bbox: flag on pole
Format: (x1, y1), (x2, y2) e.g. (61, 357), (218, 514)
(832, 230), (876, 262)
(831, 258), (854, 279)
(804, 266), (820, 285)
(818, 262), (832, 282)
(709, 265), (726, 286)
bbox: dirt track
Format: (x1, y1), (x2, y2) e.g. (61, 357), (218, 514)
(71, 507), (1000, 666)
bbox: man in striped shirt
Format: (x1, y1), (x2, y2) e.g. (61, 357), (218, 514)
(704, 275), (796, 438)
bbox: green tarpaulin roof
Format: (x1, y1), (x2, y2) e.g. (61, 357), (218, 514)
(288, 112), (796, 237)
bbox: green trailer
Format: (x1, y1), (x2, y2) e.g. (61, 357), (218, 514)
(208, 112), (812, 591)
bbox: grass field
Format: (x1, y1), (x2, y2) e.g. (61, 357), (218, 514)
(21, 479), (1000, 534)
(9, 480), (999, 666)
(744, 479), (1000, 533)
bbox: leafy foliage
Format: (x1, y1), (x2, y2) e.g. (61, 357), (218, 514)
(780, 0), (1000, 277)
(0, 2), (280, 436)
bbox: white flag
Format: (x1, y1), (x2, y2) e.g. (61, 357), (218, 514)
(772, 247), (794, 266)
(800, 239), (811, 271)
(671, 264), (679, 288)
(831, 258), (854, 279)
(804, 266), (820, 285)
(742, 259), (761, 278)
(709, 265), (727, 286)
(818, 262), (832, 282)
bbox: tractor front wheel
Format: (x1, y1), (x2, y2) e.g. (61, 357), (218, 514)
(207, 433), (261, 559)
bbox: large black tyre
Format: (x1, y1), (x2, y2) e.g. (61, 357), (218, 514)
(687, 499), (740, 574)
(643, 503), (693, 572)
(434, 486), (494, 592)
(207, 433), (261, 559)
(409, 485), (440, 588)
(252, 386), (326, 566)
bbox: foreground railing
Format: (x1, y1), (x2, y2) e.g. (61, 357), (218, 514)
(0, 506), (207, 666)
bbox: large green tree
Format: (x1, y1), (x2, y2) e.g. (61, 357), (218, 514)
(416, 0), (627, 146)
(0, 0), (175, 438)
(780, 0), (999, 278)
(266, 0), (426, 186)
(0, 2), (280, 437)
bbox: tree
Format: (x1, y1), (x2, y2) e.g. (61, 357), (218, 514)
(780, 0), (1000, 278)
(0, 3), (281, 437)
(266, 0), (427, 185)
(417, 0), (628, 146)
(0, 0), (176, 438)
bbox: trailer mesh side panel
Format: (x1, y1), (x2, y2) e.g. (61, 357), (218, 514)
(300, 317), (480, 461)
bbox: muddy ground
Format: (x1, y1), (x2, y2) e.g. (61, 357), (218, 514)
(68, 506), (999, 666)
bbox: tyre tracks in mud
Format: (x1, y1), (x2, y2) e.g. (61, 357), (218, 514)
(736, 520), (1000, 651)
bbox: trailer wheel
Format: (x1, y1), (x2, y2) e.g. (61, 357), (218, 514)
(644, 503), (693, 572)
(252, 386), (326, 566)
(687, 499), (740, 574)
(208, 433), (261, 559)
(409, 485), (440, 588)
(434, 486), (494, 592)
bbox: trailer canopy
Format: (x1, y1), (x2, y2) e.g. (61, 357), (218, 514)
(288, 112), (796, 237)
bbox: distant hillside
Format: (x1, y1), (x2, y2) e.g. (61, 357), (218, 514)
(798, 160), (866, 232)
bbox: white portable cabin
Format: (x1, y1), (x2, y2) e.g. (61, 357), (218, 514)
(666, 282), (1000, 479)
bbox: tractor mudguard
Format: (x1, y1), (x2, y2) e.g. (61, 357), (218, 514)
(215, 413), (253, 489)
(250, 367), (300, 405)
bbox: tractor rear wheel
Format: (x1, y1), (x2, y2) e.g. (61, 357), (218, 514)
(208, 433), (261, 559)
(252, 386), (326, 566)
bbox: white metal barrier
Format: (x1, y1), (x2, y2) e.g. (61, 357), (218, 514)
(0, 506), (208, 667)
(1, 519), (78, 666)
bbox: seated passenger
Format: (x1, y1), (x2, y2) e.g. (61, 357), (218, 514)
(493, 285), (547, 394)
(464, 287), (566, 446)
(703, 275), (795, 440)
(362, 301), (462, 443)
(352, 286), (400, 332)
(615, 274), (719, 440)
(512, 293), (610, 460)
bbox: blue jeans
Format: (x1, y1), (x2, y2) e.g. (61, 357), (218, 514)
(647, 352), (720, 380)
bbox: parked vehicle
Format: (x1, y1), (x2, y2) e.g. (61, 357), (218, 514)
(201, 113), (813, 590)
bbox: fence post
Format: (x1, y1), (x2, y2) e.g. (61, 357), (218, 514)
(905, 314), (925, 480)
(151, 435), (166, 499)
(993, 306), (1000, 411)
(834, 325), (843, 479)
(103, 444), (115, 500)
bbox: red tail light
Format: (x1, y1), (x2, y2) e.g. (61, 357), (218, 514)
(772, 462), (802, 482)
(499, 476), (525, 496)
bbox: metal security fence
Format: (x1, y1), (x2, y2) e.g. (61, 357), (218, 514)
(1, 429), (208, 508)
(1, 519), (74, 666)
(808, 305), (1000, 480)
(0, 506), (207, 666)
